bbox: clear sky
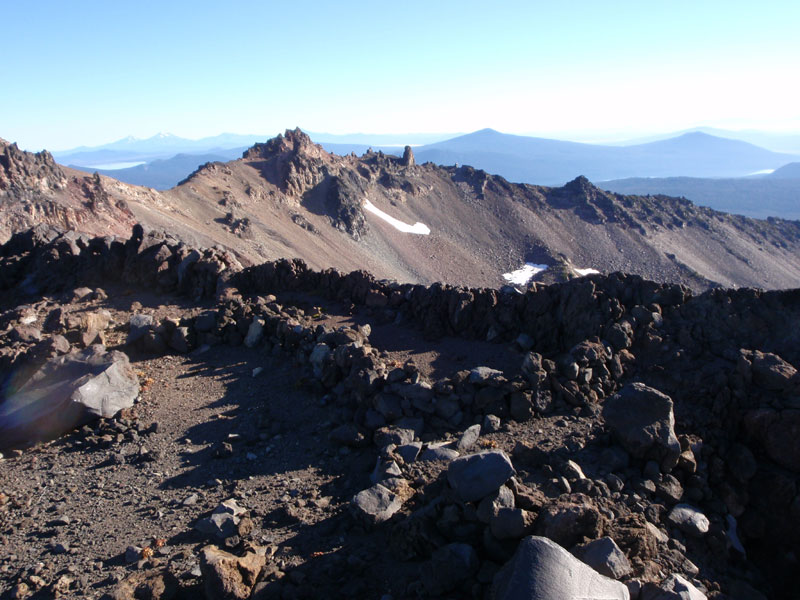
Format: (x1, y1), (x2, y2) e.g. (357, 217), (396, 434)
(3, 0), (799, 150)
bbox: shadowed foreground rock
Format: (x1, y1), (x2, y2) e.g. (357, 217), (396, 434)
(602, 382), (681, 472)
(492, 535), (630, 600)
(0, 345), (139, 450)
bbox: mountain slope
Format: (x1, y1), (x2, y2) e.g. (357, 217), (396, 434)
(3, 130), (800, 291)
(0, 138), (141, 242)
(768, 162), (800, 179)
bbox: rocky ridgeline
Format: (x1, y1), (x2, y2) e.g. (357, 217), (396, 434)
(0, 140), (137, 243)
(1, 224), (799, 598)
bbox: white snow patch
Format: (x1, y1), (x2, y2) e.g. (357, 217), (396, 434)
(503, 263), (548, 285)
(363, 200), (430, 235)
(574, 267), (600, 276)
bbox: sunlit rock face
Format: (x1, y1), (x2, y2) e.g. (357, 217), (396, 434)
(0, 345), (140, 450)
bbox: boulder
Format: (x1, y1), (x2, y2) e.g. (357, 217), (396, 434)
(111, 569), (178, 600)
(396, 442), (422, 464)
(603, 383), (681, 472)
(195, 499), (246, 540)
(126, 314), (153, 344)
(447, 450), (516, 502)
(457, 423), (482, 451)
(200, 545), (266, 600)
(490, 507), (537, 540)
(748, 350), (797, 392)
(0, 346), (139, 450)
(478, 485), (516, 523)
(534, 499), (603, 548)
(492, 536), (630, 600)
(666, 504), (709, 537)
(419, 444), (460, 462)
(572, 537), (633, 580)
(761, 409), (800, 472)
(470, 366), (505, 385)
(243, 318), (264, 347)
(351, 484), (403, 525)
(640, 574), (707, 600)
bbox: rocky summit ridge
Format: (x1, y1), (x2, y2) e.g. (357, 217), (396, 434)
(0, 223), (798, 599)
(2, 129), (800, 291)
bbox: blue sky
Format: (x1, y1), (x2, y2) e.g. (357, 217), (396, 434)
(3, 0), (799, 150)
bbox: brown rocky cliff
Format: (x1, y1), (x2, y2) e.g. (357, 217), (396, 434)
(0, 139), (137, 243)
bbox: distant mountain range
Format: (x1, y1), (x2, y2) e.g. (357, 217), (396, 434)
(599, 173), (800, 220)
(412, 129), (798, 185)
(61, 128), (800, 197)
(612, 127), (800, 154)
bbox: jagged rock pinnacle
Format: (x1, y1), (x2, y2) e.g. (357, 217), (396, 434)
(401, 146), (415, 167)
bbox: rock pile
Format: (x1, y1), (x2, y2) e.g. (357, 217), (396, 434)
(1, 224), (799, 598)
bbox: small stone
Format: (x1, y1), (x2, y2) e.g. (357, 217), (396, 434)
(490, 507), (537, 539)
(53, 542), (70, 554)
(477, 485), (516, 523)
(201, 544), (266, 600)
(483, 414), (501, 433)
(419, 444), (459, 462)
(351, 484), (403, 525)
(457, 424), (481, 451)
(396, 442), (422, 464)
(641, 573), (707, 600)
(447, 450), (515, 502)
(667, 504), (709, 537)
(572, 536), (633, 580)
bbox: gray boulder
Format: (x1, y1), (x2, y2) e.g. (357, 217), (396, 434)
(0, 346), (139, 450)
(572, 537), (633, 580)
(419, 444), (460, 462)
(641, 574), (707, 600)
(126, 313), (153, 344)
(493, 536), (630, 600)
(396, 442), (422, 464)
(448, 450), (516, 502)
(490, 507), (537, 540)
(351, 484), (403, 525)
(195, 499), (246, 539)
(603, 383), (681, 472)
(457, 423), (482, 451)
(667, 504), (709, 537)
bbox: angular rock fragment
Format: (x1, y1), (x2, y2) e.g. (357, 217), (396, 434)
(492, 535), (630, 600)
(200, 545), (266, 600)
(351, 483), (403, 525)
(447, 450), (516, 502)
(572, 536), (633, 580)
(603, 383), (681, 472)
(667, 504), (709, 537)
(641, 573), (707, 600)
